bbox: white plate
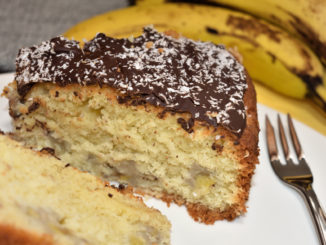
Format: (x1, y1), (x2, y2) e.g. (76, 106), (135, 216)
(1, 73), (325, 245)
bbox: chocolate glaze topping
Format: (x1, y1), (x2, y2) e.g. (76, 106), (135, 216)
(15, 27), (248, 135)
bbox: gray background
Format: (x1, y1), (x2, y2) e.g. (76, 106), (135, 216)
(0, 0), (129, 72)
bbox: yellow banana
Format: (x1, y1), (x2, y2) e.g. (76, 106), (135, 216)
(134, 0), (165, 5)
(205, 0), (326, 67)
(134, 0), (326, 67)
(64, 3), (326, 109)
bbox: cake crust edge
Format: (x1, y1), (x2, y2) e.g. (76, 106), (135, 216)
(0, 224), (55, 245)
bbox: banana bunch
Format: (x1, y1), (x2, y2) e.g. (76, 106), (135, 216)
(135, 0), (326, 66)
(64, 2), (326, 111)
(193, 0), (326, 67)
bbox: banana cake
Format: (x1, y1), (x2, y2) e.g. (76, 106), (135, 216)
(4, 27), (259, 224)
(0, 133), (171, 245)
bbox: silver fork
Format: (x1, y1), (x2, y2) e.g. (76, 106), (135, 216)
(266, 114), (326, 245)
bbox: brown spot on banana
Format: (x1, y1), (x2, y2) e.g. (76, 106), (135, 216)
(296, 73), (323, 92)
(296, 47), (313, 72)
(294, 71), (326, 99)
(226, 15), (282, 43)
(299, 76), (326, 110)
(266, 51), (276, 64)
(269, 14), (282, 24)
(206, 27), (219, 35)
(288, 13), (326, 65)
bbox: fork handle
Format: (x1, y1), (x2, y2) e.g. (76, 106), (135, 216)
(299, 186), (326, 245)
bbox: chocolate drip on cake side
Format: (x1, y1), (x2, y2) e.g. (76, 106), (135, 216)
(15, 27), (248, 136)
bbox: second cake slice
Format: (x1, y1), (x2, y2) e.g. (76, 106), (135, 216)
(0, 133), (170, 245)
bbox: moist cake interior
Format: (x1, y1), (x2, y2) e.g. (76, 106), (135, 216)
(5, 27), (259, 224)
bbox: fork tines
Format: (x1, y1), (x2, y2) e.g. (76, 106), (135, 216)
(265, 114), (313, 182)
(266, 113), (304, 163)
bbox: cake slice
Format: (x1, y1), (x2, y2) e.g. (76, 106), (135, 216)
(0, 133), (171, 245)
(4, 27), (259, 224)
